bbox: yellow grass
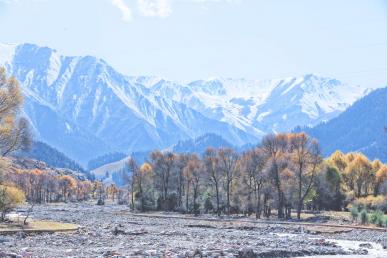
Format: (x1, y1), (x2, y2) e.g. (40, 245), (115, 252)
(322, 211), (352, 221)
(0, 218), (78, 234)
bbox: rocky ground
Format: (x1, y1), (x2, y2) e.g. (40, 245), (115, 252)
(0, 203), (386, 257)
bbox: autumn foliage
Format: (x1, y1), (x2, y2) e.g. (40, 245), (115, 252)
(120, 133), (386, 219)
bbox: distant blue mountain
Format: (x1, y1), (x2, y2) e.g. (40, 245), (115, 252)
(0, 43), (373, 165)
(87, 152), (127, 171)
(172, 133), (233, 154)
(300, 87), (387, 162)
(14, 141), (88, 175)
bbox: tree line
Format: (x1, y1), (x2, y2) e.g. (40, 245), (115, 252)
(0, 67), (125, 220)
(0, 160), (127, 220)
(123, 133), (387, 219)
(0, 66), (385, 222)
(0, 67), (32, 221)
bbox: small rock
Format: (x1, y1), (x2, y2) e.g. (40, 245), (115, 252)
(237, 247), (256, 258)
(354, 249), (368, 255)
(103, 250), (121, 257)
(359, 243), (373, 249)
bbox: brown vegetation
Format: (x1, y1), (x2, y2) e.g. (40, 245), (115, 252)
(122, 132), (387, 221)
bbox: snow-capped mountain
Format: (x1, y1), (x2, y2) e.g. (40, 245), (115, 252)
(302, 86), (387, 162)
(0, 43), (371, 165)
(147, 75), (367, 134)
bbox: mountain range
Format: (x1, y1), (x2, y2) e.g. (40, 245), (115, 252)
(302, 86), (387, 162)
(14, 141), (90, 176)
(0, 43), (375, 165)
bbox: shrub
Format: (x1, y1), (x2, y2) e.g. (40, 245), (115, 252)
(157, 193), (178, 211)
(204, 197), (213, 213)
(360, 210), (369, 225)
(370, 210), (385, 227)
(135, 193), (156, 212)
(353, 196), (387, 212)
(376, 198), (387, 213)
(345, 191), (356, 206)
(96, 199), (104, 205)
(193, 203), (200, 215)
(0, 185), (25, 221)
(349, 205), (359, 222)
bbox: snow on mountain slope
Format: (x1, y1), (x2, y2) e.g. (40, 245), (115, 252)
(0, 43), (16, 66)
(251, 74), (368, 132)
(0, 43), (372, 164)
(146, 75), (369, 135)
(0, 43), (258, 164)
(303, 86), (387, 162)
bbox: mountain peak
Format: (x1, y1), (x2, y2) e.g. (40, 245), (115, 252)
(0, 42), (17, 65)
(0, 42), (375, 164)
(305, 86), (387, 162)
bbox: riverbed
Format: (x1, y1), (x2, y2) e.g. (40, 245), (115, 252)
(0, 203), (386, 257)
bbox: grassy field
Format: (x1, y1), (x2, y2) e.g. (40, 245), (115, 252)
(0, 217), (78, 234)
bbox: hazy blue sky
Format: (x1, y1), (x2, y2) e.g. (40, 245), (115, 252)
(1, 0), (387, 87)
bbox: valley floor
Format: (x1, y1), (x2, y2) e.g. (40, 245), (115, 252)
(0, 203), (386, 257)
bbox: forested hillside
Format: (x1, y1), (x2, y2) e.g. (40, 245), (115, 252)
(172, 133), (233, 154)
(87, 152), (127, 171)
(301, 87), (387, 162)
(14, 141), (87, 174)
(0, 43), (372, 164)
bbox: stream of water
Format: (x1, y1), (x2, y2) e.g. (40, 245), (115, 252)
(275, 233), (387, 257)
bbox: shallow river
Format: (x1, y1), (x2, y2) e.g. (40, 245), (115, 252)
(275, 233), (387, 258)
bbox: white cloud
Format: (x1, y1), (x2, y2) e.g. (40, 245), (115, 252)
(0, 0), (19, 4)
(189, 0), (240, 3)
(0, 0), (49, 4)
(137, 0), (172, 18)
(111, 0), (132, 22)
(109, 0), (242, 22)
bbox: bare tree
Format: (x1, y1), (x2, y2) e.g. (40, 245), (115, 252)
(176, 154), (189, 209)
(241, 148), (267, 218)
(289, 133), (322, 219)
(0, 68), (31, 157)
(261, 134), (288, 219)
(183, 163), (192, 212)
(123, 158), (139, 210)
(218, 148), (238, 215)
(23, 202), (35, 225)
(183, 155), (202, 215)
(150, 151), (177, 210)
(204, 148), (222, 216)
(1, 117), (31, 157)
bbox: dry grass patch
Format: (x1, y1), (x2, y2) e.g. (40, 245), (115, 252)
(322, 211), (352, 221)
(0, 218), (78, 234)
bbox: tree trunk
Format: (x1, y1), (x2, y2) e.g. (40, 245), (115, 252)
(193, 188), (199, 216)
(255, 186), (261, 219)
(357, 182), (362, 197)
(226, 181), (230, 215)
(277, 189), (284, 218)
(273, 162), (284, 219)
(178, 171), (183, 208)
(215, 180), (220, 216)
(263, 193), (268, 217)
(297, 165), (302, 220)
(286, 206), (292, 219)
(131, 189), (134, 210)
(297, 202), (302, 220)
(186, 182), (190, 212)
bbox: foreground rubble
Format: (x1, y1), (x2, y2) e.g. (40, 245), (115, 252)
(0, 203), (386, 257)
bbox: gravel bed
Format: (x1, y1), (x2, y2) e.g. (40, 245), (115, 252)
(0, 203), (385, 257)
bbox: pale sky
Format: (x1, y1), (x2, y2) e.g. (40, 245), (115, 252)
(1, 0), (387, 87)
